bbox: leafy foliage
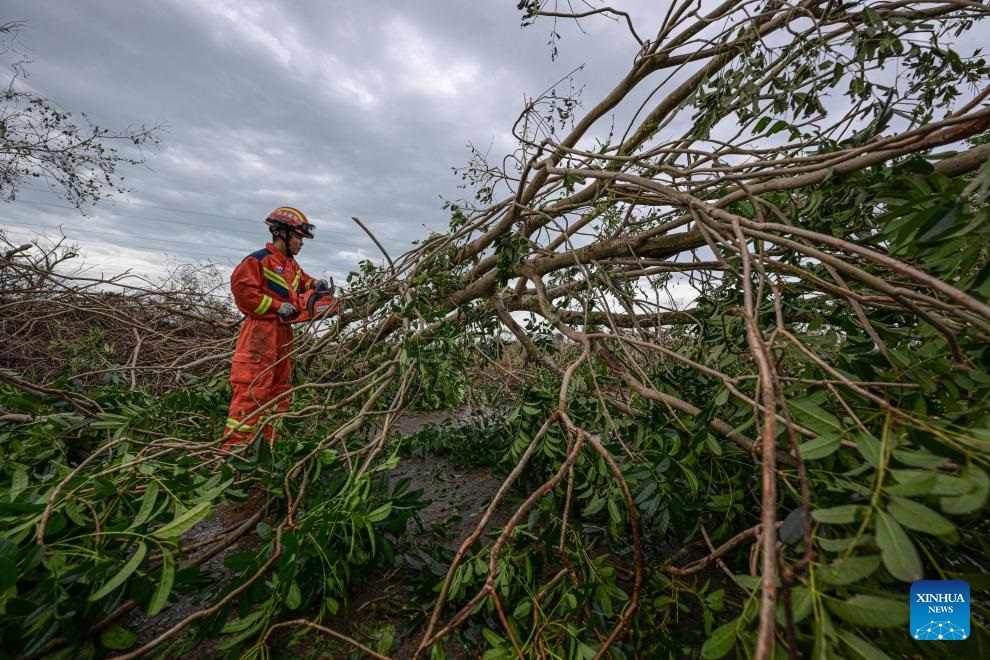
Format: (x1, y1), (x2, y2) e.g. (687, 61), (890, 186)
(0, 23), (161, 207)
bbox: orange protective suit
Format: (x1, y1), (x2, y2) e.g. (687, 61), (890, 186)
(223, 243), (316, 447)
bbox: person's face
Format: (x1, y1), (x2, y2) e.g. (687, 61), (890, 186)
(288, 233), (303, 256)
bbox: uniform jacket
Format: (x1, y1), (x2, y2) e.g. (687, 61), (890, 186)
(231, 242), (316, 320)
(229, 243), (316, 381)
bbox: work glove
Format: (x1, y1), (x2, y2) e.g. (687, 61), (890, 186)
(277, 302), (299, 321)
(316, 278), (334, 293)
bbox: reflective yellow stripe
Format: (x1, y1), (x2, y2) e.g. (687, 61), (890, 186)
(226, 417), (256, 431)
(263, 268), (291, 290)
(292, 271), (301, 291)
(304, 279), (313, 291)
(253, 295), (273, 315)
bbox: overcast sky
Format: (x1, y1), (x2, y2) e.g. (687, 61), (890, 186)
(1, 1), (654, 284)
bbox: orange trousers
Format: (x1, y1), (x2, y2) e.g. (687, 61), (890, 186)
(223, 318), (293, 447)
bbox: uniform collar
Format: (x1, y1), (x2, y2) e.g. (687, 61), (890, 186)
(265, 242), (295, 263)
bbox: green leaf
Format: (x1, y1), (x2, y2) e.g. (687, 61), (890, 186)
(817, 534), (872, 552)
(886, 470), (937, 497)
(917, 199), (963, 243)
(583, 493), (605, 517)
(607, 498), (622, 525)
(575, 641), (596, 660)
(127, 481), (159, 531)
(147, 549), (174, 616)
(372, 623), (396, 655)
(482, 627), (507, 648)
(893, 449), (949, 469)
(449, 563), (464, 599)
(887, 497), (954, 536)
(0, 557), (17, 591)
(683, 465), (700, 492)
(812, 610), (831, 660)
(787, 586), (814, 624)
(255, 520), (273, 541)
(100, 625), (137, 650)
(940, 465), (989, 515)
(875, 510), (922, 582)
(767, 119), (790, 136)
(821, 555), (881, 586)
(863, 6), (882, 27)
(826, 595), (908, 628)
(216, 616), (268, 650)
(779, 507), (806, 545)
(733, 575), (762, 592)
(932, 473), (971, 496)
(713, 387), (730, 406)
(10, 468), (28, 501)
(90, 413), (129, 429)
(957, 426), (990, 453)
(789, 399), (841, 432)
(812, 504), (864, 524)
(366, 502), (393, 523)
(836, 629), (893, 659)
(856, 432), (882, 469)
(152, 501), (212, 540)
(701, 618), (738, 659)
(192, 477), (233, 504)
(64, 500), (89, 527)
(285, 580), (302, 610)
(90, 542), (147, 602)
(220, 607), (267, 633)
(797, 434), (840, 460)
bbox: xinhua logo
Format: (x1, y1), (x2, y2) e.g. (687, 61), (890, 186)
(910, 580), (970, 641)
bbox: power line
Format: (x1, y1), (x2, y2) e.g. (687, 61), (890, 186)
(10, 199), (392, 252)
(21, 185), (413, 243)
(1, 221), (242, 260)
(6, 219), (272, 256)
(1, 221), (375, 275)
(16, 199), (260, 235)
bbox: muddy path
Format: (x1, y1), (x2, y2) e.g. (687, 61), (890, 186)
(121, 490), (268, 654)
(320, 407), (513, 658)
(124, 406), (510, 658)
(389, 405), (512, 549)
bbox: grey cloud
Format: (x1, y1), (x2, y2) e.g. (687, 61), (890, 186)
(2, 0), (652, 280)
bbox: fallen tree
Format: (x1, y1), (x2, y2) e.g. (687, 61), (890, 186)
(2, 1), (989, 658)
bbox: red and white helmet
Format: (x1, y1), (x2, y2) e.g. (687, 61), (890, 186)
(265, 206), (315, 239)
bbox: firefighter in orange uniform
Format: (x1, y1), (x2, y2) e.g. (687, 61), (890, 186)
(223, 206), (330, 448)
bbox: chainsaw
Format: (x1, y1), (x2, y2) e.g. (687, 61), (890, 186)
(288, 277), (341, 323)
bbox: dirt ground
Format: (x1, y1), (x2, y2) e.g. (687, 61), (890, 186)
(340, 454), (510, 658)
(122, 489), (268, 652)
(125, 407), (508, 658)
(312, 408), (512, 658)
